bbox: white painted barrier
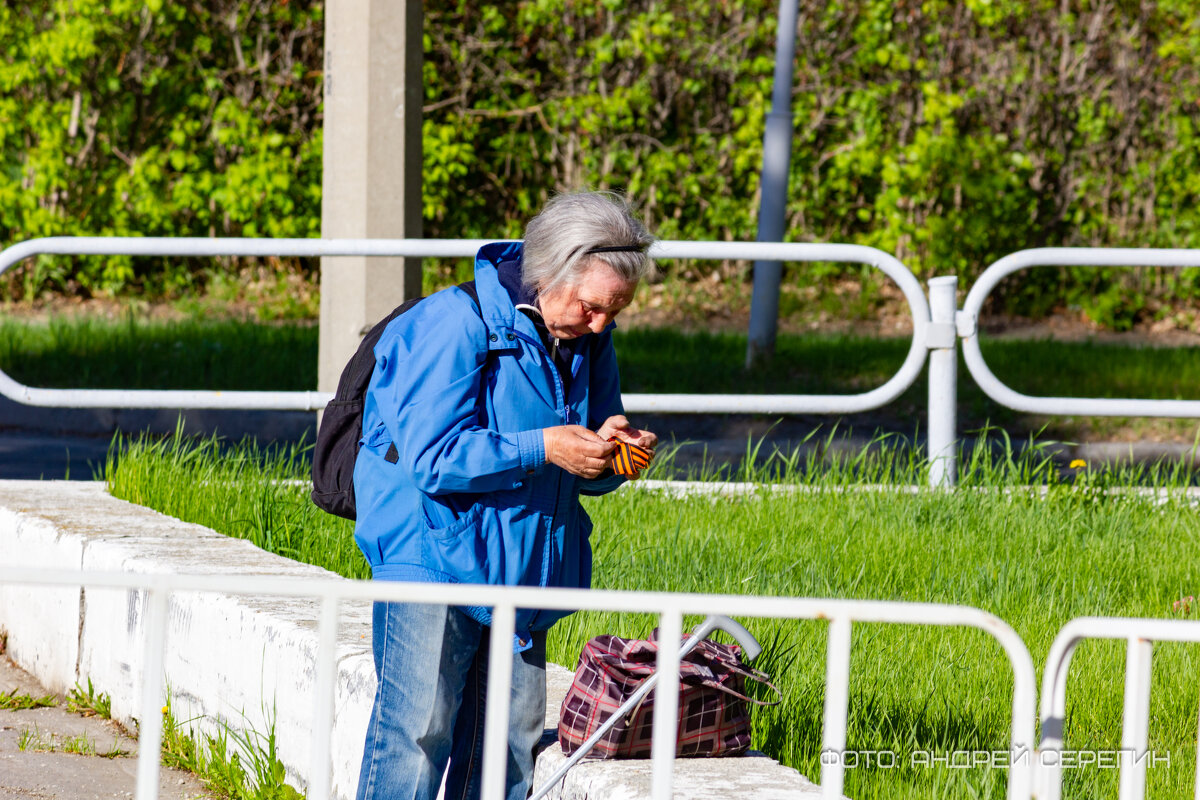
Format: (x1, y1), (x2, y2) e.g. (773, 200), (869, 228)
(1037, 617), (1200, 800)
(0, 237), (931, 418)
(959, 247), (1200, 418)
(5, 239), (1200, 494)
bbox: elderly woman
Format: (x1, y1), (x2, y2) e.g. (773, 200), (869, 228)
(353, 191), (658, 800)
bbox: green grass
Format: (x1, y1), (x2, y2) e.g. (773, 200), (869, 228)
(0, 314), (315, 391)
(66, 677), (113, 719)
(106, 430), (364, 579)
(0, 688), (57, 710)
(106, 430), (1200, 799)
(161, 694), (303, 800)
(562, 482), (1200, 799)
(16, 726), (115, 756)
(4, 314), (1199, 443)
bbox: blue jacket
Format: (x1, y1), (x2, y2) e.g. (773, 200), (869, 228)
(352, 242), (627, 634)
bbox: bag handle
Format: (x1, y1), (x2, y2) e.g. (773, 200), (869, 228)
(693, 669), (784, 707)
(678, 618), (782, 706)
(623, 645), (784, 725)
(690, 615), (762, 659)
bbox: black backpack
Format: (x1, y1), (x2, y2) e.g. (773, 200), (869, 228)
(310, 281), (480, 520)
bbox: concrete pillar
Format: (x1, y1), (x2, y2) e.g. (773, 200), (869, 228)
(318, 0), (423, 395)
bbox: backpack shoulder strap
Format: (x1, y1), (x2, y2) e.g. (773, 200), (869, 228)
(311, 279), (488, 521)
(336, 281), (478, 402)
(459, 279), (480, 312)
(456, 280), (487, 360)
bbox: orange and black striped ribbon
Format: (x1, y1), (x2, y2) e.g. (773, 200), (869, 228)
(609, 438), (652, 477)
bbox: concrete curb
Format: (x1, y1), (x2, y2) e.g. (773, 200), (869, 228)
(0, 481), (823, 800)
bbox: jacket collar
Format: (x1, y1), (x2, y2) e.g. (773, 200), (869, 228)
(473, 242), (526, 349)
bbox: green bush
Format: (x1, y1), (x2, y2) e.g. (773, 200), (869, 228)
(0, 0), (324, 295)
(4, 0), (1200, 327)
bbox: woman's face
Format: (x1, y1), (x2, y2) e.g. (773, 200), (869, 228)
(538, 260), (638, 340)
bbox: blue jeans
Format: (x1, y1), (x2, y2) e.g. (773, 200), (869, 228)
(356, 602), (547, 800)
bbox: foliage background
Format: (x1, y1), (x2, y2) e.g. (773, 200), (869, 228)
(3, 0), (1200, 326)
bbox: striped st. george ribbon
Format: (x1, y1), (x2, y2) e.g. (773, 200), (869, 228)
(608, 437), (653, 477)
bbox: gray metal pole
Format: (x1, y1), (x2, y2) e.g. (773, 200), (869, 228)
(746, 0), (800, 368)
(927, 276), (958, 488)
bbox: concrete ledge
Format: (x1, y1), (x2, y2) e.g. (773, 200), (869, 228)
(0, 480), (823, 799)
(537, 665), (823, 799)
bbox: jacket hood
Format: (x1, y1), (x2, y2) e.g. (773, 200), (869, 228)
(473, 241), (523, 332)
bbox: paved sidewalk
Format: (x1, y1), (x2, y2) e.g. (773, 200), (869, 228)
(0, 656), (209, 800)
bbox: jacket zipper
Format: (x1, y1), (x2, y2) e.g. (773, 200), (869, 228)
(511, 327), (570, 630)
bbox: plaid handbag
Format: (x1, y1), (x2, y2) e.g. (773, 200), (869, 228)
(557, 629), (781, 759)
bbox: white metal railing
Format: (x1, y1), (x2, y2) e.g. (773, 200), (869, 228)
(0, 237), (488, 411)
(628, 241), (932, 415)
(1037, 616), (1200, 800)
(0, 236), (933, 415)
(0, 565), (1037, 800)
(6, 239), (1200, 490)
(958, 248), (1200, 418)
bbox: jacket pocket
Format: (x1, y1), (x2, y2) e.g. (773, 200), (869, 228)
(364, 422), (391, 450)
(419, 493), (483, 539)
(420, 503), (489, 585)
(555, 509), (593, 593)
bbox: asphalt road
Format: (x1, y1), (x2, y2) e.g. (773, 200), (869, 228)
(0, 431), (114, 481)
(0, 410), (1196, 482)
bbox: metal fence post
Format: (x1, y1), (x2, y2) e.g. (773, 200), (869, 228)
(820, 615), (852, 799)
(1119, 638), (1153, 800)
(651, 610), (684, 800)
(309, 595), (340, 800)
(927, 276), (959, 488)
(134, 585), (170, 800)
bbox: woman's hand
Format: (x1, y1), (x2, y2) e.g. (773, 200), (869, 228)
(543, 426), (617, 478)
(596, 415), (657, 480)
(596, 415), (658, 450)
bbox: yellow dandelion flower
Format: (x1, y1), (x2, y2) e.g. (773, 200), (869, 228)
(162, 705), (169, 715)
(1069, 459), (1086, 469)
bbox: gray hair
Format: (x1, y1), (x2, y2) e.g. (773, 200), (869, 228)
(521, 191), (656, 295)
